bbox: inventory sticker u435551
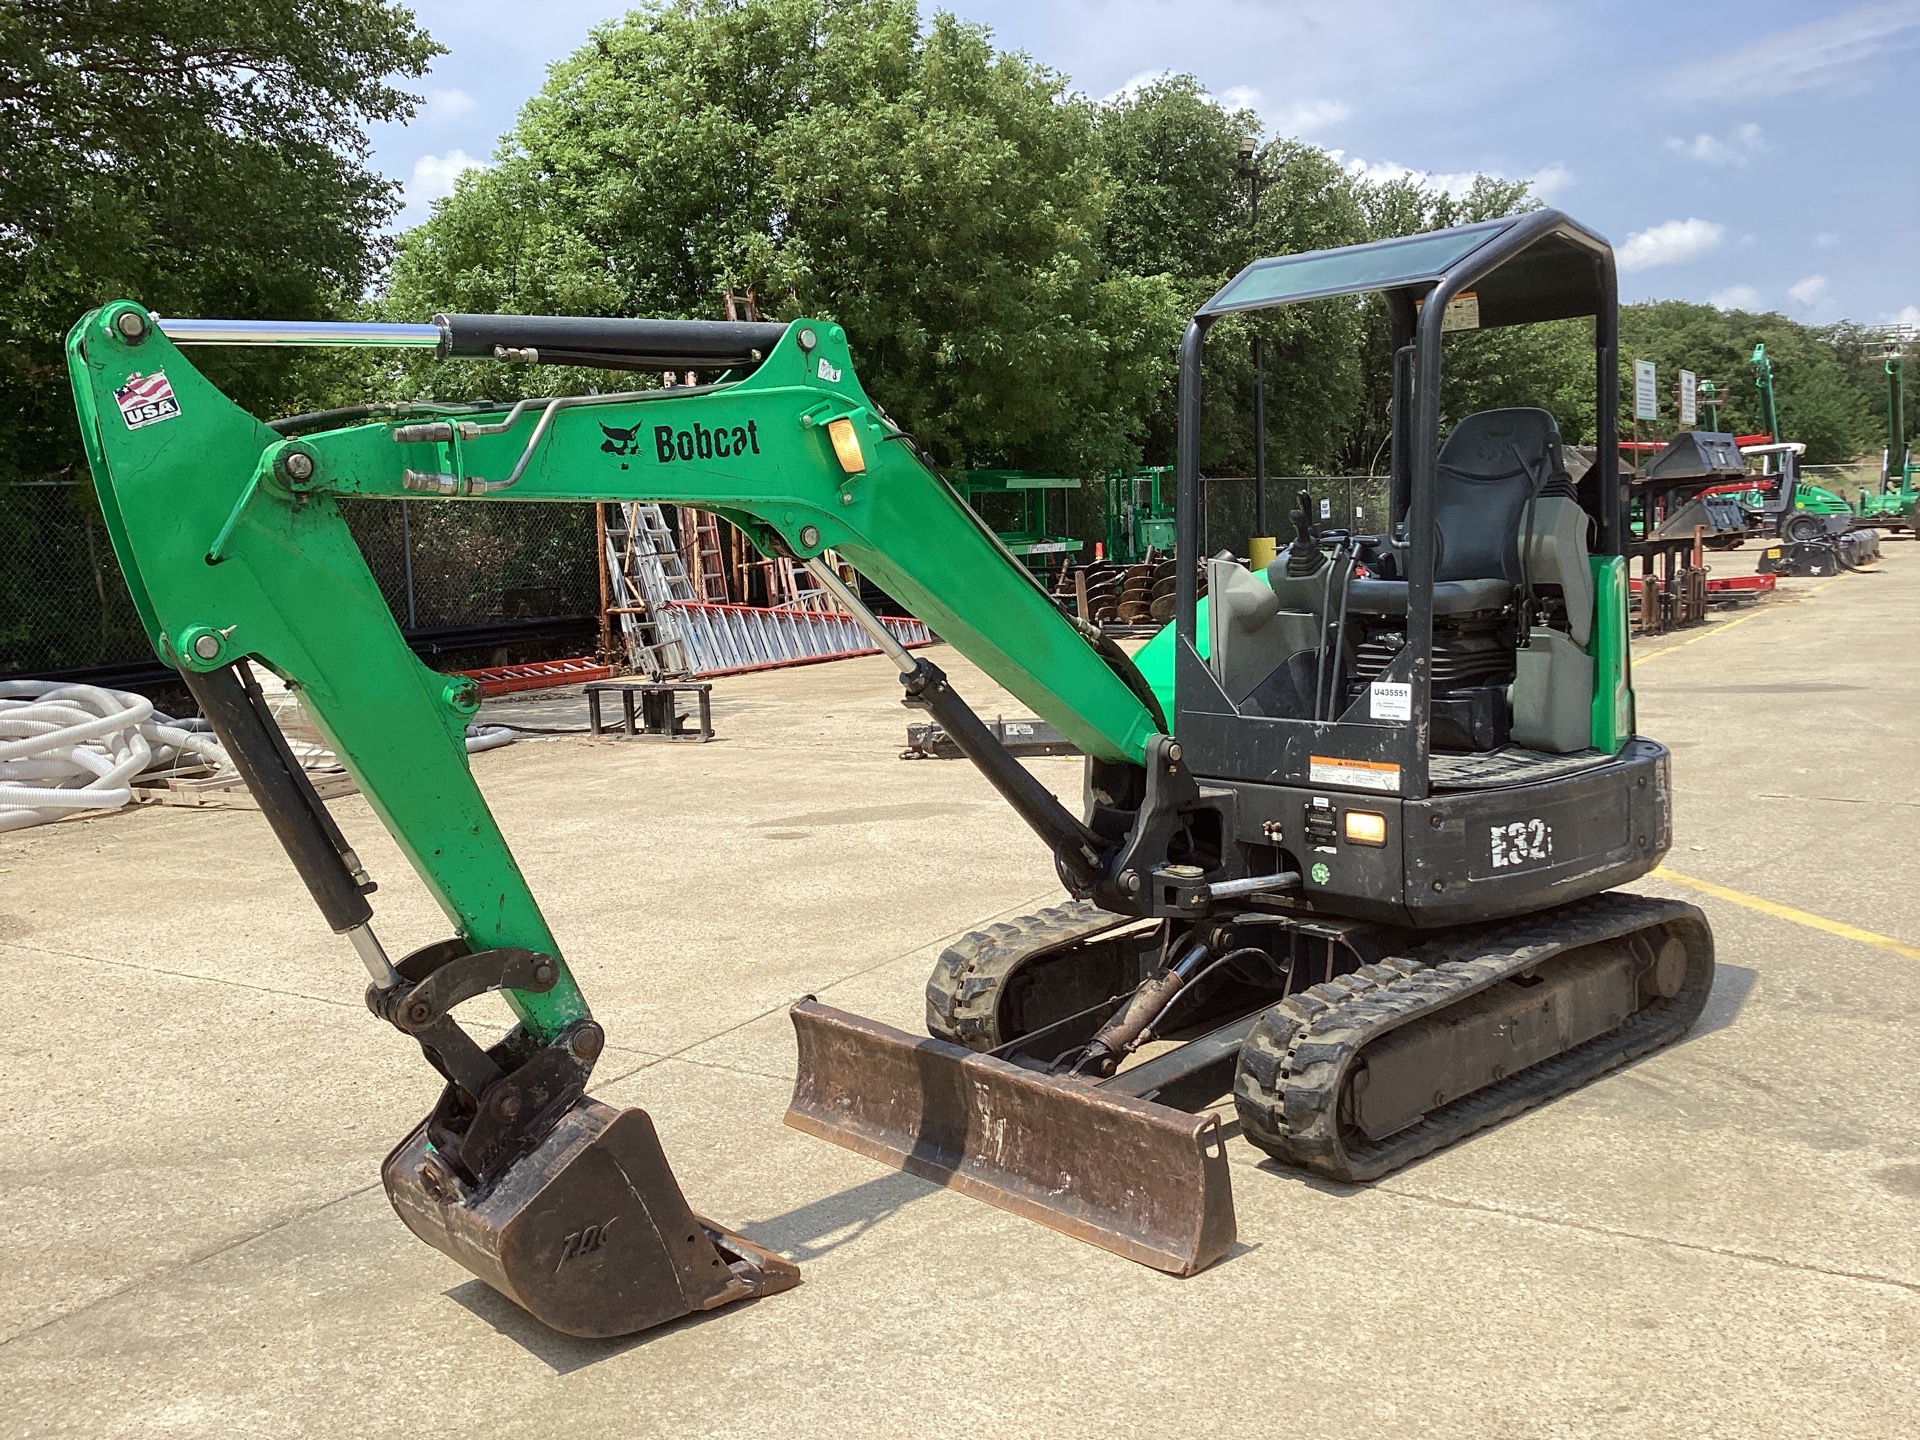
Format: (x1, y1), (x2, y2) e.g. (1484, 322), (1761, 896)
(115, 371), (181, 430)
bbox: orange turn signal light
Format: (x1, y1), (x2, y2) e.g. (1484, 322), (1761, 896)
(827, 416), (866, 474)
(1343, 810), (1387, 846)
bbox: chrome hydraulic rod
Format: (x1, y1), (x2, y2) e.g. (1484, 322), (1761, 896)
(156, 318), (442, 348)
(1204, 871), (1303, 902)
(347, 923), (403, 988)
(802, 558), (918, 672)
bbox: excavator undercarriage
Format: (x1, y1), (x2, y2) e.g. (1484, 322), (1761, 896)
(788, 887), (1711, 1273)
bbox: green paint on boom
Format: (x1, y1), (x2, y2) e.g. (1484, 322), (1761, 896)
(65, 304), (1160, 1042)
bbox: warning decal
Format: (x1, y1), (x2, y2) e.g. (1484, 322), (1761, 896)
(1414, 290), (1480, 332)
(1308, 755), (1402, 794)
(114, 371), (181, 430)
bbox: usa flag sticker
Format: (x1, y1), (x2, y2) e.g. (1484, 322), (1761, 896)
(114, 371), (181, 430)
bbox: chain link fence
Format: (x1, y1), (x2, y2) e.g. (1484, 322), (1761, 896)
(5, 471), (1399, 680)
(337, 499), (599, 632)
(1194, 474), (1393, 555)
(0, 482), (148, 676)
(1, 483), (601, 679)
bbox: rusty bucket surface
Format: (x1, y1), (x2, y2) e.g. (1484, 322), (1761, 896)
(785, 999), (1235, 1275)
(385, 1095), (799, 1338)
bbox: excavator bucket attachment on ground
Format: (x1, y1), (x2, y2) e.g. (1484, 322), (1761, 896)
(385, 1096), (798, 1339)
(785, 999), (1235, 1275)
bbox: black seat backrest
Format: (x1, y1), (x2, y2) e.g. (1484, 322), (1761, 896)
(1433, 408), (1566, 582)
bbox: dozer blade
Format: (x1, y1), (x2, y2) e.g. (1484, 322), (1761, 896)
(385, 1095), (798, 1338)
(785, 998), (1235, 1276)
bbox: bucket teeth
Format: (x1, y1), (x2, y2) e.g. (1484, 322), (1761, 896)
(785, 998), (1235, 1276)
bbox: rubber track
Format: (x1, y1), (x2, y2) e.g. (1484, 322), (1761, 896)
(924, 901), (1136, 1050)
(1232, 891), (1714, 1183)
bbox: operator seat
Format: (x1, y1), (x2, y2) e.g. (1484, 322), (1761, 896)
(1239, 407), (1600, 753)
(1334, 407), (1571, 619)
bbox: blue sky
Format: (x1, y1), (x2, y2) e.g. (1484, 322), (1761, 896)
(368, 0), (1920, 327)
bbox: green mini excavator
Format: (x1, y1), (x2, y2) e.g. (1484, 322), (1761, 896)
(67, 210), (1713, 1337)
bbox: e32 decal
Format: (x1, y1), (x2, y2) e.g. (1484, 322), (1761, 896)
(1490, 818), (1552, 869)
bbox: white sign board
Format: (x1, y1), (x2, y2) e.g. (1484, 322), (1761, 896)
(1679, 369), (1697, 427)
(1633, 359), (1658, 422)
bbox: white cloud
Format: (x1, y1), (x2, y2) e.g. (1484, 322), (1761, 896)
(1789, 273), (1829, 305)
(398, 149), (489, 228)
(1664, 122), (1765, 165)
(1103, 74), (1351, 137)
(1896, 305), (1920, 327)
(1335, 154), (1570, 202)
(1275, 97), (1352, 136)
(1658, 0), (1920, 102)
(1815, 232), (1841, 248)
(1103, 69), (1174, 104)
(1711, 285), (1764, 311)
(1255, 94), (1353, 137)
(1525, 163), (1574, 201)
(1618, 218), (1726, 272)
(424, 88), (479, 122)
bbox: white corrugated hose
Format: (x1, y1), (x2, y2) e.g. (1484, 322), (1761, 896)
(0, 679), (519, 833)
(0, 681), (226, 832)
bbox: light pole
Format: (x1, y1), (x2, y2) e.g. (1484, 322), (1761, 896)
(1237, 137), (1274, 562)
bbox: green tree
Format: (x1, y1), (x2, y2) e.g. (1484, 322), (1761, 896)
(0, 0), (439, 672)
(0, 0), (441, 480)
(1096, 74), (1255, 294)
(387, 0), (1181, 477)
(1340, 176), (1595, 475)
(1093, 77), (1366, 477)
(1618, 302), (1872, 462)
(1818, 321), (1914, 462)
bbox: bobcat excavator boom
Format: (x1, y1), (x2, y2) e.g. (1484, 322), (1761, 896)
(65, 303), (1196, 1333)
(69, 209), (1714, 1330)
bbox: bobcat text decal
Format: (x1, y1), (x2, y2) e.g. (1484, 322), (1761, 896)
(601, 420), (763, 463)
(658, 420), (759, 463)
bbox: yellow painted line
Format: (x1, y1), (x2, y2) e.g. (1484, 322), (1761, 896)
(1652, 865), (1920, 962)
(1635, 577), (1839, 665)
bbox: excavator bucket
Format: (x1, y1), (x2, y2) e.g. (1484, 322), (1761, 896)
(785, 999), (1235, 1275)
(385, 1096), (798, 1338)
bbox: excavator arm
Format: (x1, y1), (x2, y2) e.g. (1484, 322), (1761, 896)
(67, 303), (1168, 997)
(64, 302), (1199, 1335)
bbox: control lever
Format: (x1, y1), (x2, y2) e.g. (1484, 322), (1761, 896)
(1284, 487), (1324, 577)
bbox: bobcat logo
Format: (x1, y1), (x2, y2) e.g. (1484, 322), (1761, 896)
(600, 422), (644, 456)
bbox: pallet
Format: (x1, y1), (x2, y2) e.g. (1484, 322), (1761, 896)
(132, 766), (359, 810)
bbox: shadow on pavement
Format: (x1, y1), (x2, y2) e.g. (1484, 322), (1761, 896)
(443, 1277), (780, 1374)
(1696, 963), (1758, 1036)
(735, 1170), (935, 1262)
(441, 1170), (934, 1372)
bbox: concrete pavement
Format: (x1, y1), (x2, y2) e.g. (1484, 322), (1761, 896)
(3, 544), (1917, 1437)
